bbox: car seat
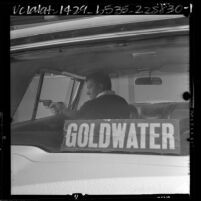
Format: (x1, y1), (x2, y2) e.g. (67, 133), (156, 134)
(128, 104), (139, 119)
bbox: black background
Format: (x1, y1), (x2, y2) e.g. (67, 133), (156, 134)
(0, 0), (199, 200)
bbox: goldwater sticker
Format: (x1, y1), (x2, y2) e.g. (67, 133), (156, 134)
(61, 119), (180, 154)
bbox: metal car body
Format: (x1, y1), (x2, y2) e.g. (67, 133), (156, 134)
(11, 15), (190, 195)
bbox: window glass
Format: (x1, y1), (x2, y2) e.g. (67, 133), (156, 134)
(134, 72), (189, 103)
(77, 71), (189, 110)
(13, 75), (40, 123)
(70, 80), (81, 106)
(111, 76), (130, 103)
(77, 82), (89, 109)
(36, 73), (75, 119)
(13, 72), (81, 122)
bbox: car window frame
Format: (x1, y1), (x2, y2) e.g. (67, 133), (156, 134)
(12, 69), (84, 124)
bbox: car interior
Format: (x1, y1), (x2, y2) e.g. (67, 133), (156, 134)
(11, 16), (189, 155)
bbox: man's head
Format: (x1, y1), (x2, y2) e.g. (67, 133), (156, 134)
(86, 72), (111, 100)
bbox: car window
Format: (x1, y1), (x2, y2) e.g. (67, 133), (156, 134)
(36, 73), (81, 119)
(134, 72), (189, 104)
(77, 71), (189, 107)
(13, 74), (40, 123)
(36, 73), (71, 119)
(13, 72), (81, 122)
(77, 82), (89, 109)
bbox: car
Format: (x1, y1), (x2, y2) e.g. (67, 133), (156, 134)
(10, 15), (190, 195)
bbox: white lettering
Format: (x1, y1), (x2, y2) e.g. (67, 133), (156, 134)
(138, 123), (149, 149)
(63, 121), (177, 153)
(40, 6), (50, 15)
(162, 123), (175, 149)
(27, 6), (37, 14)
(112, 123), (127, 148)
(77, 123), (89, 147)
(65, 123), (77, 147)
(40, 6), (46, 14)
(13, 5), (23, 14)
(126, 123), (138, 148)
(88, 123), (98, 148)
(46, 5), (54, 15)
(99, 123), (111, 148)
(150, 123), (161, 149)
(19, 7), (26, 15)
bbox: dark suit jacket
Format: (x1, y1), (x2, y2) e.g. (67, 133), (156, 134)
(75, 94), (130, 119)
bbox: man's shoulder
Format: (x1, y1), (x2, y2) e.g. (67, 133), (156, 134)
(81, 94), (129, 109)
(97, 94), (128, 104)
(77, 94), (130, 119)
(81, 99), (94, 107)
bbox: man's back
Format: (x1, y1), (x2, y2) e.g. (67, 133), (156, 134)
(77, 94), (130, 119)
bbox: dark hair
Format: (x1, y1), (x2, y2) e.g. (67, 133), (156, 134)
(86, 72), (111, 90)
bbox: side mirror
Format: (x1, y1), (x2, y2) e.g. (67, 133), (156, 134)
(135, 77), (162, 85)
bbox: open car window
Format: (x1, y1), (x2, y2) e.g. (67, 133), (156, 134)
(13, 74), (40, 123)
(13, 72), (81, 123)
(36, 73), (75, 119)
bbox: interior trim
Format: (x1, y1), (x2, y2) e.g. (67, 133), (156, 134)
(11, 25), (189, 53)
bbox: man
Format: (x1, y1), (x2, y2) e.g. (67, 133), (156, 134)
(49, 72), (130, 119)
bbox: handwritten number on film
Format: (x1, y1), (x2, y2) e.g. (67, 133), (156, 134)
(12, 3), (188, 15)
(96, 4), (185, 14)
(60, 5), (88, 15)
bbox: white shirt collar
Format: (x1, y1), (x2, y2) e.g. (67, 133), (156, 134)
(96, 90), (115, 98)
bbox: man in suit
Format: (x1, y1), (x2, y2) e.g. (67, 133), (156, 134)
(50, 72), (130, 119)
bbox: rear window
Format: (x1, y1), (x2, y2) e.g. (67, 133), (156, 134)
(77, 71), (189, 106)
